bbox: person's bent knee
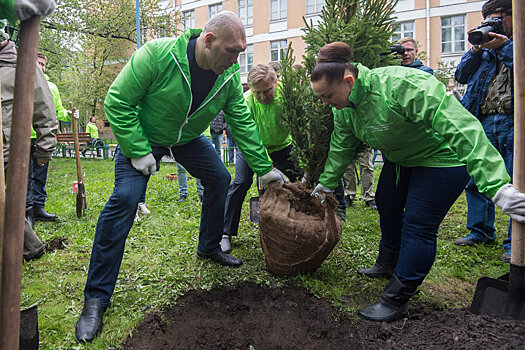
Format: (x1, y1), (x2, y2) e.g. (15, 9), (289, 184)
(108, 188), (142, 211)
(217, 169), (231, 189)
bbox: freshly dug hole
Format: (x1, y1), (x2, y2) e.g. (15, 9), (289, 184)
(122, 283), (361, 350)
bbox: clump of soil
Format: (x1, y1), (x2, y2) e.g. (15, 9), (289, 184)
(122, 283), (360, 350)
(359, 303), (525, 349)
(44, 237), (67, 252)
(122, 283), (525, 350)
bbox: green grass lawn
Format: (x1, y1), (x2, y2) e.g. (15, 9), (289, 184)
(22, 158), (510, 349)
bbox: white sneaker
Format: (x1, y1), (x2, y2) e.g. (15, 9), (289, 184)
(138, 202), (151, 215)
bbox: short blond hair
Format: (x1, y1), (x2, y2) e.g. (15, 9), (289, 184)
(247, 64), (276, 86)
(37, 52), (47, 62)
(397, 37), (417, 47)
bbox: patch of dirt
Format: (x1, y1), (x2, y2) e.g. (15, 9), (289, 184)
(359, 303), (525, 349)
(122, 283), (360, 350)
(44, 237), (67, 252)
(122, 284), (525, 350)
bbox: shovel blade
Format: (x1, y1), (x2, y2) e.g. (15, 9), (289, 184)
(471, 266), (525, 320)
(249, 197), (259, 224)
(470, 276), (509, 317)
(20, 304), (39, 350)
(76, 183), (86, 218)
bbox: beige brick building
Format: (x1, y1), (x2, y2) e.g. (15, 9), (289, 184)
(154, 0), (488, 81)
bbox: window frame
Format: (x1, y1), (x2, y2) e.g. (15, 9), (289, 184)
(238, 0), (253, 26)
(270, 40), (287, 62)
(392, 21), (415, 42)
(239, 44), (254, 75)
(182, 10), (195, 30)
(441, 15), (467, 54)
(270, 0), (287, 21)
(208, 3), (222, 19)
(305, 0), (324, 15)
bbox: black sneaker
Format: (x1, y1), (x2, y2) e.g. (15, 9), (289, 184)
(499, 251), (511, 263)
(365, 199), (378, 210)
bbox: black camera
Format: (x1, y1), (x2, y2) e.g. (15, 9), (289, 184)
(379, 44), (406, 56)
(468, 17), (506, 46)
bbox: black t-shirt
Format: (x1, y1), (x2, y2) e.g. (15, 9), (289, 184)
(187, 37), (218, 116)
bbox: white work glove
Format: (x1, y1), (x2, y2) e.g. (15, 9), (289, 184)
(68, 109), (79, 119)
(131, 153), (156, 176)
(492, 184), (525, 223)
(310, 183), (333, 203)
(301, 172), (308, 184)
(14, 0), (56, 21)
(260, 168), (289, 188)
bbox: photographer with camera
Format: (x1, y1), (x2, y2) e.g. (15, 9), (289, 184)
(454, 0), (513, 263)
(397, 37), (434, 75)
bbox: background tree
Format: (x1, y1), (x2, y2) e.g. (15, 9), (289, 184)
(34, 0), (179, 129)
(280, 0), (398, 187)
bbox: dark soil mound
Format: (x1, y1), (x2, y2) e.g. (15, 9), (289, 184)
(122, 283), (361, 350)
(359, 303), (525, 349)
(44, 237), (67, 252)
(122, 283), (525, 350)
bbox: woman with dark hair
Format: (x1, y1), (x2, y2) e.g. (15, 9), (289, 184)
(309, 41), (525, 322)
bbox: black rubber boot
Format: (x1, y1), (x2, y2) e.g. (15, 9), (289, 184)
(33, 206), (57, 221)
(358, 275), (418, 322)
(75, 299), (105, 343)
(357, 244), (399, 279)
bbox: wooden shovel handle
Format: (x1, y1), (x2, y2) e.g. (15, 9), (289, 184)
(69, 103), (83, 183)
(512, 0), (525, 266)
(0, 16), (42, 350)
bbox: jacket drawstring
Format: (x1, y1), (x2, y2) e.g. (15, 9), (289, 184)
(168, 145), (175, 161)
(396, 163), (401, 187)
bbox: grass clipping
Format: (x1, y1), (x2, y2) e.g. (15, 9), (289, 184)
(259, 182), (342, 276)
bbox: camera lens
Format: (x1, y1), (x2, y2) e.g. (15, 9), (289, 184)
(468, 30), (485, 46)
(468, 25), (493, 46)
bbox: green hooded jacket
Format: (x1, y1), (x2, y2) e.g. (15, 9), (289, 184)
(0, 0), (16, 24)
(31, 73), (69, 138)
(318, 64), (510, 198)
(86, 122), (98, 139)
(245, 84), (292, 154)
(104, 29), (272, 176)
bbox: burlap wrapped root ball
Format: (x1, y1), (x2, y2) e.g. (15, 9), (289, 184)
(258, 182), (342, 276)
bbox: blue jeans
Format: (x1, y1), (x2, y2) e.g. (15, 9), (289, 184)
(26, 139), (49, 208)
(227, 137), (237, 164)
(465, 114), (513, 251)
(224, 144), (302, 236)
(209, 132), (222, 156)
(83, 136), (230, 306)
(376, 160), (469, 286)
(176, 162), (204, 197)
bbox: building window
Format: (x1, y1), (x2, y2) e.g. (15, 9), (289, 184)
(392, 21), (414, 42)
(140, 23), (148, 45)
(209, 3), (222, 19)
(305, 0), (324, 14)
(182, 10), (194, 30)
(441, 15), (466, 53)
(239, 44), (253, 74)
(270, 0), (287, 21)
(238, 0), (253, 26)
(270, 40), (287, 62)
